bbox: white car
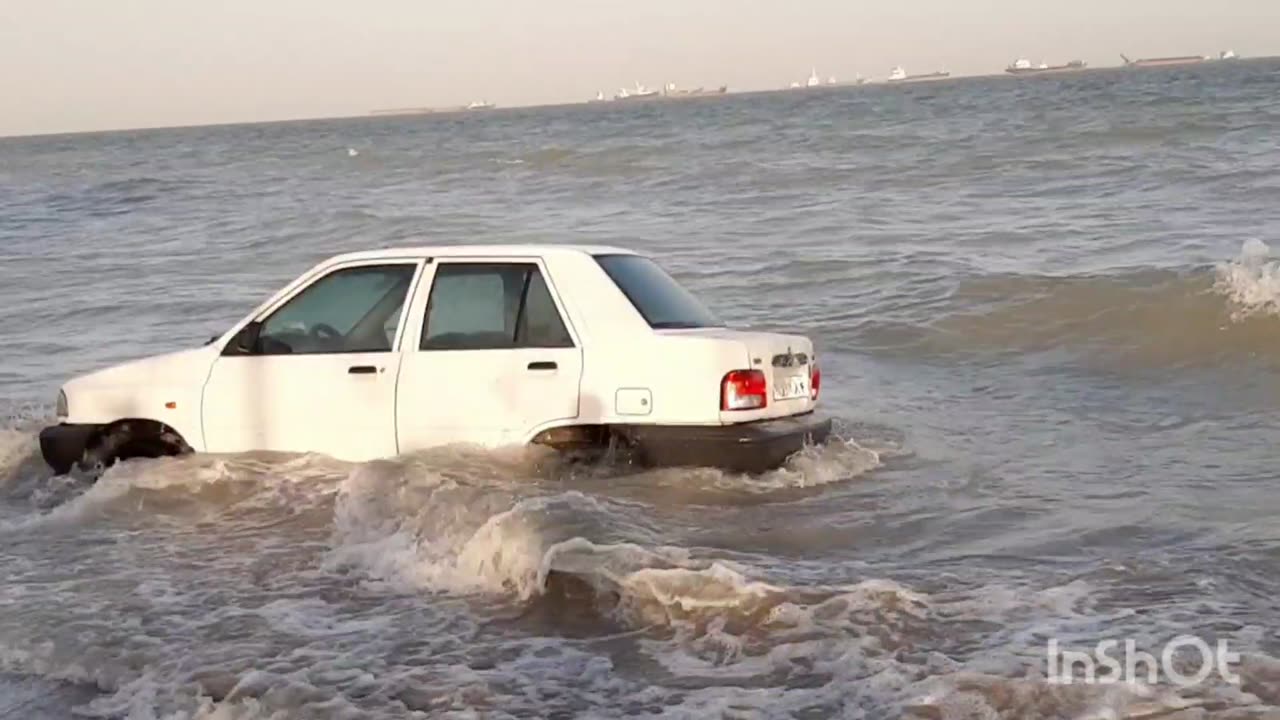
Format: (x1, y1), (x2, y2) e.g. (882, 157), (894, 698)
(40, 245), (830, 475)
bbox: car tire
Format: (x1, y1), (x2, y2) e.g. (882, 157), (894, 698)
(81, 420), (192, 472)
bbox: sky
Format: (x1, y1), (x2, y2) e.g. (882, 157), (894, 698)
(2, 0), (1277, 137)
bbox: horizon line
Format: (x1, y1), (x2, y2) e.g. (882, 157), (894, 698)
(4, 55), (1276, 141)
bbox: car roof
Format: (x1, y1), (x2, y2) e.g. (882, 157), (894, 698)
(323, 244), (640, 264)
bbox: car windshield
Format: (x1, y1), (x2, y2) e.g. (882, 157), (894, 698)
(594, 254), (723, 329)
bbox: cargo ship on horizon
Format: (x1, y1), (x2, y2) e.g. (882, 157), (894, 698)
(614, 82), (661, 101)
(790, 67), (838, 88)
(1120, 53), (1210, 68)
(593, 82), (728, 103)
(660, 82), (729, 98)
(887, 66), (950, 83)
(1006, 58), (1087, 75)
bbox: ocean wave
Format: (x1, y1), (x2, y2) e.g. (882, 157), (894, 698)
(0, 422), (1264, 719)
(1213, 238), (1280, 320)
(8, 571), (1278, 720)
(43, 176), (199, 217)
(851, 241), (1280, 369)
(325, 459), (681, 600)
(0, 428), (37, 490)
(510, 144), (675, 178)
(2, 444), (1277, 719)
(324, 432), (883, 603)
(0, 451), (348, 535)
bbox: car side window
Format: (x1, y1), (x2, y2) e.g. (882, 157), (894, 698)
(256, 264), (417, 355)
(421, 263), (573, 350)
(516, 270), (573, 348)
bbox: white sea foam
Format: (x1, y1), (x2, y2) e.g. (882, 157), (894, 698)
(633, 576), (1269, 720)
(326, 459), (697, 601)
(324, 445), (888, 620)
(755, 434), (884, 488)
(0, 428), (36, 489)
(0, 451), (348, 535)
(1214, 238), (1280, 320)
(4, 550), (1277, 719)
(1, 440), (1275, 719)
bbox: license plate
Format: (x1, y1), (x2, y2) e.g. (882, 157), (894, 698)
(774, 374), (808, 400)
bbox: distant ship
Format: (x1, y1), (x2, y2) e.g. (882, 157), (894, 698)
(615, 82), (660, 100)
(1120, 53), (1210, 68)
(887, 66), (950, 83)
(1006, 58), (1087, 75)
(466, 100), (495, 110)
(661, 83), (728, 97)
(596, 83), (727, 103)
(789, 68), (824, 89)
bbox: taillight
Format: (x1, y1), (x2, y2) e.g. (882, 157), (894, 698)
(810, 362), (821, 401)
(721, 369), (767, 411)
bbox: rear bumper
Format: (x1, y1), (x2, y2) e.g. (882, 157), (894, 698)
(38, 423), (100, 474)
(617, 413), (833, 474)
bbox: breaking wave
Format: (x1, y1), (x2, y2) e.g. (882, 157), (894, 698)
(0, 428), (36, 488)
(0, 427), (1277, 718)
(0, 431), (897, 718)
(327, 465), (672, 600)
(874, 240), (1280, 369)
(1213, 238), (1280, 320)
(325, 433), (883, 602)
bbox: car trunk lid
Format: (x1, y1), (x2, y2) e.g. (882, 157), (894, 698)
(656, 328), (818, 423)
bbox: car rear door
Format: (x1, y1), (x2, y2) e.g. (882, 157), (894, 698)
(201, 259), (424, 461)
(395, 258), (583, 451)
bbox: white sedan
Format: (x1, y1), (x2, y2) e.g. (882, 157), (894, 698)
(40, 245), (831, 474)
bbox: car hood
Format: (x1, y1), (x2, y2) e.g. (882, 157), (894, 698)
(65, 345), (219, 392)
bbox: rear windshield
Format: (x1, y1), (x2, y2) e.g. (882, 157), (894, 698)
(595, 254), (723, 329)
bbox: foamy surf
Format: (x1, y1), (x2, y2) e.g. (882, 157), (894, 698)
(3, 450), (1279, 720)
(323, 428), (885, 605)
(884, 241), (1280, 370)
(321, 441), (909, 676)
(0, 411), (1263, 720)
(326, 458), (687, 600)
(0, 428), (37, 489)
(0, 450), (351, 535)
(1214, 238), (1280, 320)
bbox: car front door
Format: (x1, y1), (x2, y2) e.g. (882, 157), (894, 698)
(201, 260), (423, 461)
(395, 259), (583, 451)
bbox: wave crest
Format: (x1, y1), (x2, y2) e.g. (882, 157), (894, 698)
(325, 433), (882, 603)
(1214, 238), (1280, 320)
(875, 241), (1280, 369)
(0, 428), (37, 489)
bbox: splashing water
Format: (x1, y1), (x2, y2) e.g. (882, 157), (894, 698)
(1214, 239), (1280, 320)
(0, 429), (36, 486)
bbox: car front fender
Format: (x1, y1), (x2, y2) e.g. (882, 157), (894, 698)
(60, 345), (219, 452)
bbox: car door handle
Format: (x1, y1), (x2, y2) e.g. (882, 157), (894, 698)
(348, 365), (378, 375)
(527, 361), (557, 371)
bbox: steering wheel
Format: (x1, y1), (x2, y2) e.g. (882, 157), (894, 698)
(309, 323), (342, 341)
